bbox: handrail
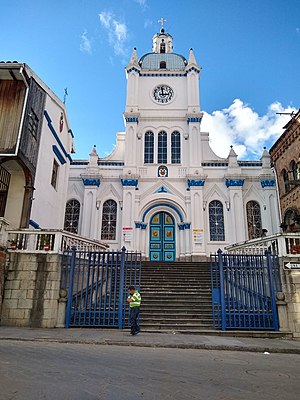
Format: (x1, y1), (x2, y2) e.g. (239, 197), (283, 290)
(7, 228), (108, 253)
(225, 233), (300, 257)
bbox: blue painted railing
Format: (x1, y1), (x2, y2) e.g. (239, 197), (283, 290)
(210, 249), (281, 331)
(62, 247), (142, 328)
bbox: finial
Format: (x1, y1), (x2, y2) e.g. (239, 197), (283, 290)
(158, 17), (166, 30)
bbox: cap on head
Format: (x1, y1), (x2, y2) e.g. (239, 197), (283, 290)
(128, 285), (135, 290)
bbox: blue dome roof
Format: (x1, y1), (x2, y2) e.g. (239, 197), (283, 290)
(139, 53), (187, 71)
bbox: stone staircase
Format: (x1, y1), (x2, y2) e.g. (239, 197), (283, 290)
(140, 261), (213, 332)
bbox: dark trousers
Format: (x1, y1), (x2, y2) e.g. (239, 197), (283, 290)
(130, 306), (140, 334)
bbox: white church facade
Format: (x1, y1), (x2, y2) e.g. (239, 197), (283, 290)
(67, 27), (280, 261)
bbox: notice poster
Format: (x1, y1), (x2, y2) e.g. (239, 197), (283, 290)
(193, 229), (203, 244)
(122, 227), (133, 242)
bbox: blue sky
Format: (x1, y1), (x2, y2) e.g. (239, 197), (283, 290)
(1, 0), (299, 160)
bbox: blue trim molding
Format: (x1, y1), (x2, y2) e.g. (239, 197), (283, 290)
(44, 111), (72, 162)
(125, 117), (139, 123)
(142, 203), (184, 222)
(82, 178), (100, 187)
(186, 66), (200, 74)
(187, 117), (202, 123)
(52, 145), (66, 165)
(225, 179), (244, 187)
(121, 179), (138, 187)
(29, 219), (40, 229)
(187, 179), (205, 187)
(261, 179), (276, 188)
(156, 186), (168, 193)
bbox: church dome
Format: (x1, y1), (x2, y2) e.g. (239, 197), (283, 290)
(139, 52), (187, 71)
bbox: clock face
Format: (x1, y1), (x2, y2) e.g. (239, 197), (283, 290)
(153, 85), (174, 103)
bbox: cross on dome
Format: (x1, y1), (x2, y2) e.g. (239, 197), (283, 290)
(158, 17), (166, 30)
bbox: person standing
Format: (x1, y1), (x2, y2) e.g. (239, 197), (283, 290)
(127, 285), (141, 335)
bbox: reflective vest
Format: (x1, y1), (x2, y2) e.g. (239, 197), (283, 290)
(128, 290), (141, 308)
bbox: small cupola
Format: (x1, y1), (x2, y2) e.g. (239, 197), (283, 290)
(152, 21), (173, 54)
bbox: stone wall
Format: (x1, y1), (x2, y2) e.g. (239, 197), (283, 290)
(1, 252), (62, 328)
(280, 259), (300, 338)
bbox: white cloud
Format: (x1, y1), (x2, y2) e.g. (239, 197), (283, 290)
(80, 30), (92, 54)
(99, 11), (128, 57)
(201, 99), (296, 160)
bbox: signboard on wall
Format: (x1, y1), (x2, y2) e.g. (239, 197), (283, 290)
(193, 229), (203, 244)
(122, 227), (133, 242)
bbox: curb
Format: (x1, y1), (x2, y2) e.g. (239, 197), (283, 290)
(1, 336), (300, 354)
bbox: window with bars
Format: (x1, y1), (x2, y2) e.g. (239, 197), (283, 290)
(64, 199), (80, 233)
(209, 200), (225, 241)
(158, 131), (167, 164)
(144, 131), (154, 163)
(101, 199), (117, 240)
(171, 131), (181, 163)
(246, 201), (262, 239)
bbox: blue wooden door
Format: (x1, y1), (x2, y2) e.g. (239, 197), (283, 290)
(149, 212), (176, 261)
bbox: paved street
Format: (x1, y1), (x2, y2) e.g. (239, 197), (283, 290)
(0, 340), (299, 400)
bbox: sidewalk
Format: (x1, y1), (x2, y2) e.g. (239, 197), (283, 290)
(1, 326), (300, 354)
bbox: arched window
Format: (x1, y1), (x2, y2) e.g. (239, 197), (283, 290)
(144, 131), (154, 164)
(160, 41), (165, 53)
(101, 200), (117, 240)
(209, 200), (225, 241)
(64, 199), (80, 233)
(171, 131), (181, 163)
(160, 61), (166, 69)
(158, 131), (167, 164)
(246, 201), (262, 239)
(281, 169), (290, 193)
(290, 160), (300, 182)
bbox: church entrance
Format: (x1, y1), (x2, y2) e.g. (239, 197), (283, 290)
(149, 211), (176, 261)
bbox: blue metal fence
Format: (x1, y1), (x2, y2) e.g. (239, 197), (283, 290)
(210, 249), (281, 331)
(61, 247), (142, 328)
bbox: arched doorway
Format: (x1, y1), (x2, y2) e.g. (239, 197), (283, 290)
(149, 211), (175, 261)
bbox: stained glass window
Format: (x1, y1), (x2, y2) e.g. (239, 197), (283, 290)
(64, 199), (80, 233)
(171, 131), (181, 163)
(144, 131), (154, 164)
(209, 200), (225, 241)
(246, 201), (262, 239)
(101, 200), (117, 240)
(158, 131), (167, 164)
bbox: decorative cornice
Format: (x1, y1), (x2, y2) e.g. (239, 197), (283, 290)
(82, 178), (100, 187)
(187, 117), (202, 123)
(125, 117), (139, 123)
(225, 179), (244, 187)
(184, 223), (191, 229)
(121, 179), (138, 187)
(186, 66), (200, 74)
(187, 179), (205, 187)
(261, 179), (276, 188)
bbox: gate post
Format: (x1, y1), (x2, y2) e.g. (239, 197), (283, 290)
(217, 248), (226, 331)
(66, 246), (77, 329)
(118, 246), (126, 329)
(265, 249), (279, 331)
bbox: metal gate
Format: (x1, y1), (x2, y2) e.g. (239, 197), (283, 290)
(61, 247), (142, 328)
(210, 249), (281, 331)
